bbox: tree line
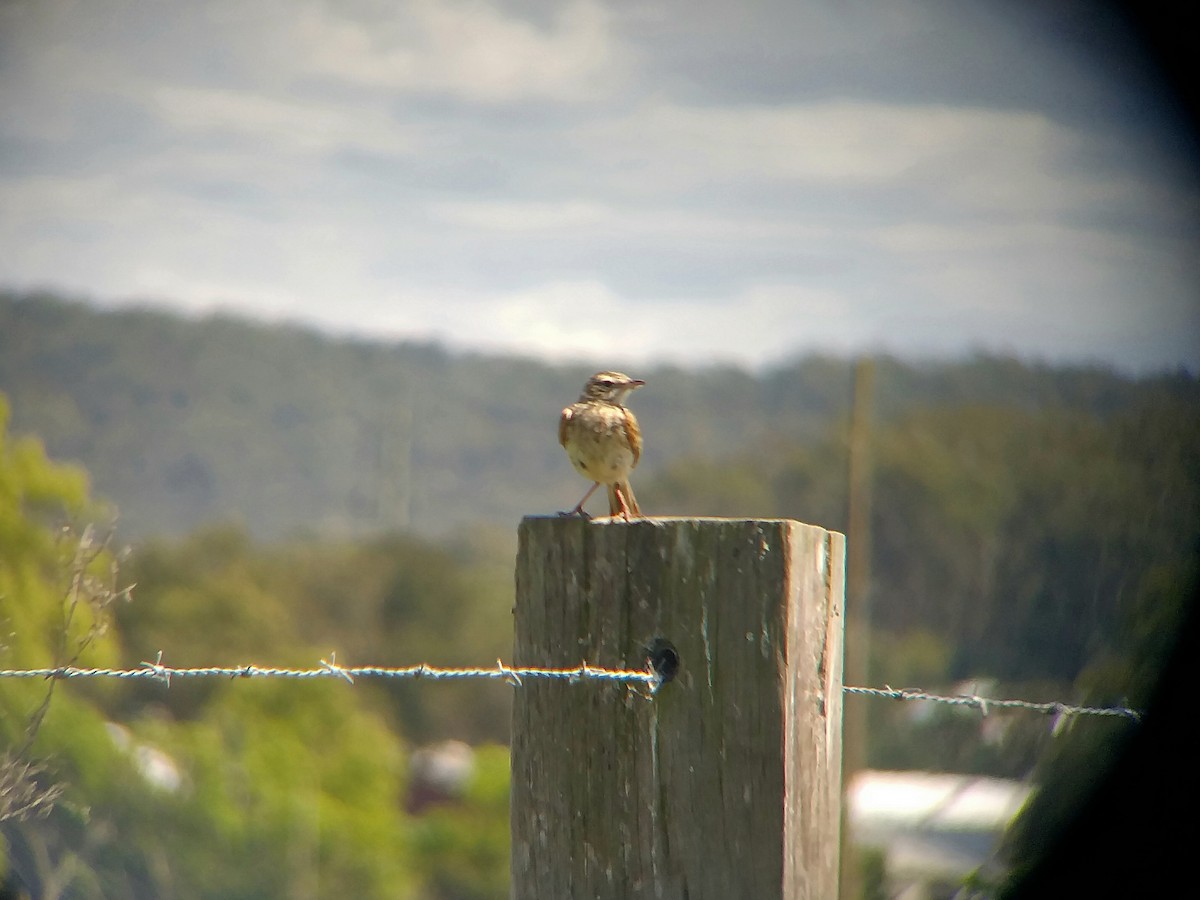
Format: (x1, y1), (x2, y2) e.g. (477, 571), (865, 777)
(2, 290), (1197, 896)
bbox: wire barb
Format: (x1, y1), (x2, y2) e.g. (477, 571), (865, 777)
(495, 659), (523, 687)
(139, 650), (171, 687)
(0, 657), (661, 691)
(320, 652), (355, 684)
(842, 684), (1142, 721)
(0, 659), (1145, 719)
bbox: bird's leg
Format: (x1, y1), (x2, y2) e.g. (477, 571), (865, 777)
(609, 480), (648, 520)
(607, 482), (639, 521)
(616, 486), (633, 521)
(560, 481), (600, 518)
(620, 480), (641, 518)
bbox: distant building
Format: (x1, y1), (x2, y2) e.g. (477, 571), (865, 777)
(405, 740), (475, 814)
(105, 722), (184, 794)
(848, 769), (1032, 899)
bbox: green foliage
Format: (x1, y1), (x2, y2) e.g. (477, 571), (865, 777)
(1, 393), (124, 822)
(640, 386), (1199, 886)
(3, 292), (1198, 895)
(0, 393), (129, 880)
(0, 397), (96, 660)
(4, 290), (1194, 541)
(113, 526), (515, 744)
(410, 745), (510, 900)
(997, 554), (1196, 886)
(2, 393), (516, 898)
(855, 845), (889, 900)
(138, 680), (413, 899)
(645, 396), (1199, 686)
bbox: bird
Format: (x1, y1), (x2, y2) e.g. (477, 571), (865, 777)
(558, 371), (645, 520)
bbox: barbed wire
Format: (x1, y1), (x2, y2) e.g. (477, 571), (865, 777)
(0, 653), (1143, 719)
(0, 653), (661, 691)
(843, 684), (1141, 721)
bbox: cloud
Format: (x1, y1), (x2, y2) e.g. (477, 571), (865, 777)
(431, 199), (615, 231)
(272, 0), (625, 103)
(147, 85), (420, 158)
(0, 0), (1196, 372)
(570, 99), (1078, 202)
(346, 278), (854, 366)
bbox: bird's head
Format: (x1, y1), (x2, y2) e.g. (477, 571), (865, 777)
(580, 371), (645, 405)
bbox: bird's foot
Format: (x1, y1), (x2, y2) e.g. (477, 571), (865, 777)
(558, 507), (592, 520)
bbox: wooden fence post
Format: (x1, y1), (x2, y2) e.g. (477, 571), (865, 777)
(511, 517), (845, 899)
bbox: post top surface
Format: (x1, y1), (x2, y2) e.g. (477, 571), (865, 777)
(520, 515), (841, 537)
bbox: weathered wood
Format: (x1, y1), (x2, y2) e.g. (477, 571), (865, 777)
(511, 516), (845, 899)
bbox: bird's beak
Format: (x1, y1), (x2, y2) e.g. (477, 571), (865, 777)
(628, 379), (646, 389)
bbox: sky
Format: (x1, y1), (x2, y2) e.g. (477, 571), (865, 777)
(2, 0), (1198, 371)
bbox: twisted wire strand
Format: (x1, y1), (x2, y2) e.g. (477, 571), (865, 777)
(0, 655), (660, 690)
(843, 684), (1141, 721)
(0, 656), (1142, 718)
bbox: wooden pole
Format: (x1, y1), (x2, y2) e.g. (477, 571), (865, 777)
(511, 516), (845, 899)
(845, 355), (876, 716)
(841, 356), (875, 898)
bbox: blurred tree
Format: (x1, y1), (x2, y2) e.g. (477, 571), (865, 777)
(640, 391), (1200, 782)
(0, 392), (128, 890)
(1, 395), (430, 898)
(0, 392), (123, 827)
(7, 290), (1195, 541)
(646, 397), (1198, 686)
(410, 744), (510, 900)
(998, 552), (1196, 891)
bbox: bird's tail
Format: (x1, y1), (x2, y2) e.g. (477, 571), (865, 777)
(607, 481), (642, 519)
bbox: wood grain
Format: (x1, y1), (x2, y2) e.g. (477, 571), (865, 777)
(512, 516), (845, 899)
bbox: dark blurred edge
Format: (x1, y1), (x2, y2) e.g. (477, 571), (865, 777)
(1005, 6), (1200, 892)
(1110, 0), (1200, 131)
(1003, 580), (1198, 896)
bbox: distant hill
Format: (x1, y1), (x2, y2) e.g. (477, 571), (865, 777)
(2, 290), (1197, 540)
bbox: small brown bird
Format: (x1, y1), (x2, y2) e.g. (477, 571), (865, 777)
(559, 371), (645, 520)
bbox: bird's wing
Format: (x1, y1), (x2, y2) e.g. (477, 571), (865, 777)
(623, 409), (643, 466)
(558, 406), (574, 448)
